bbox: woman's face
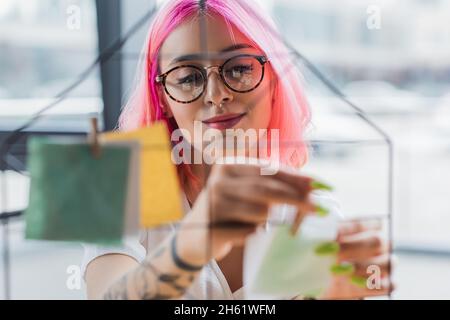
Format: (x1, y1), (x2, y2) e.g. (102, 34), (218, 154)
(158, 14), (276, 155)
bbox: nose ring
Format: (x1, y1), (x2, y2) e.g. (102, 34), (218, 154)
(214, 102), (224, 109)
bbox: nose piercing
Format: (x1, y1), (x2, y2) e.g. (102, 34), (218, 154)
(213, 102), (224, 109)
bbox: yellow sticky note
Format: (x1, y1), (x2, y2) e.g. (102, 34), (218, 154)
(101, 122), (183, 227)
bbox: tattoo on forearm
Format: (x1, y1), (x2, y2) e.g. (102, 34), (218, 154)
(103, 276), (129, 300)
(102, 236), (204, 300)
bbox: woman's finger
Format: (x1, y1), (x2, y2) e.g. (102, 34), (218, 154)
(210, 192), (269, 224)
(220, 176), (313, 206)
(323, 275), (394, 300)
(338, 219), (382, 239)
(352, 254), (392, 278)
(290, 202), (317, 235)
(338, 234), (385, 261)
(348, 276), (395, 299)
(222, 163), (313, 196)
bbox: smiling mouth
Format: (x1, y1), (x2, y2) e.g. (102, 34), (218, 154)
(202, 112), (247, 129)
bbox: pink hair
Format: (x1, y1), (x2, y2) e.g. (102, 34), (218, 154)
(118, 0), (311, 188)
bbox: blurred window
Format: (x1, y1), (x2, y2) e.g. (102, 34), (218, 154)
(0, 0), (102, 132)
(262, 0), (450, 250)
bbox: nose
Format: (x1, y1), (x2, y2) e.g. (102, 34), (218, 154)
(203, 66), (233, 110)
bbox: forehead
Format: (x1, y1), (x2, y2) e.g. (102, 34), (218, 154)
(159, 14), (255, 68)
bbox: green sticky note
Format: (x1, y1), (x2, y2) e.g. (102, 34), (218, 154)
(251, 225), (335, 298)
(25, 136), (131, 245)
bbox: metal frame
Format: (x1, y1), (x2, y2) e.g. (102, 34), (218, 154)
(0, 1), (123, 299)
(96, 0), (123, 131)
(0, 1), (123, 171)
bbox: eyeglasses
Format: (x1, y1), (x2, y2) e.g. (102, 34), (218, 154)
(155, 54), (269, 104)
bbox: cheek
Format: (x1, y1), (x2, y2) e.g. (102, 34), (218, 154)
(167, 102), (200, 143)
(168, 101), (197, 127)
(244, 69), (275, 130)
(245, 92), (273, 130)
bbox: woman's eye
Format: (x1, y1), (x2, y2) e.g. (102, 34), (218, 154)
(226, 64), (253, 77)
(177, 73), (202, 85)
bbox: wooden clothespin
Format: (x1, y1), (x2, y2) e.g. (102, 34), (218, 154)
(88, 117), (101, 158)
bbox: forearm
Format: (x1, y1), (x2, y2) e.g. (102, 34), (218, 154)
(102, 232), (205, 300)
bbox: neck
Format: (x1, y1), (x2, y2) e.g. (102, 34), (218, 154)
(183, 147), (212, 206)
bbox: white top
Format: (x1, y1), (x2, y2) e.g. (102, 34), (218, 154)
(81, 190), (340, 300)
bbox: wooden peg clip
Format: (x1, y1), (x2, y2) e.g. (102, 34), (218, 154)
(88, 117), (101, 159)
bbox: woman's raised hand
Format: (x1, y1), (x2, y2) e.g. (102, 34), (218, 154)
(177, 161), (316, 265)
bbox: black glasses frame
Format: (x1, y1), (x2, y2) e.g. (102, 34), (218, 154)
(155, 54), (269, 104)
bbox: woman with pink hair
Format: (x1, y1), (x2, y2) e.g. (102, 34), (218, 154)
(83, 0), (391, 300)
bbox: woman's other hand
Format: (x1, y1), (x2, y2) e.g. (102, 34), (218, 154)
(322, 220), (394, 299)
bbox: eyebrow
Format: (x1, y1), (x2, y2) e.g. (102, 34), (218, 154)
(169, 43), (253, 65)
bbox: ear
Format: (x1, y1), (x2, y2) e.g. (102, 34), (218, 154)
(156, 85), (174, 118)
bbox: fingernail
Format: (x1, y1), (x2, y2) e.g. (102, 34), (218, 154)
(314, 241), (340, 256)
(330, 262), (355, 276)
(311, 179), (333, 192)
(350, 275), (367, 289)
(315, 204), (329, 217)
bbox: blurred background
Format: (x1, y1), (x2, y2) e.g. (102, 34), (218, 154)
(0, 0), (449, 299)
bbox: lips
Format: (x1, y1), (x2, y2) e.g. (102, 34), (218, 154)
(202, 112), (246, 130)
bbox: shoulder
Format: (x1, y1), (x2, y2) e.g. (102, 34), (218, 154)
(80, 231), (148, 280)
